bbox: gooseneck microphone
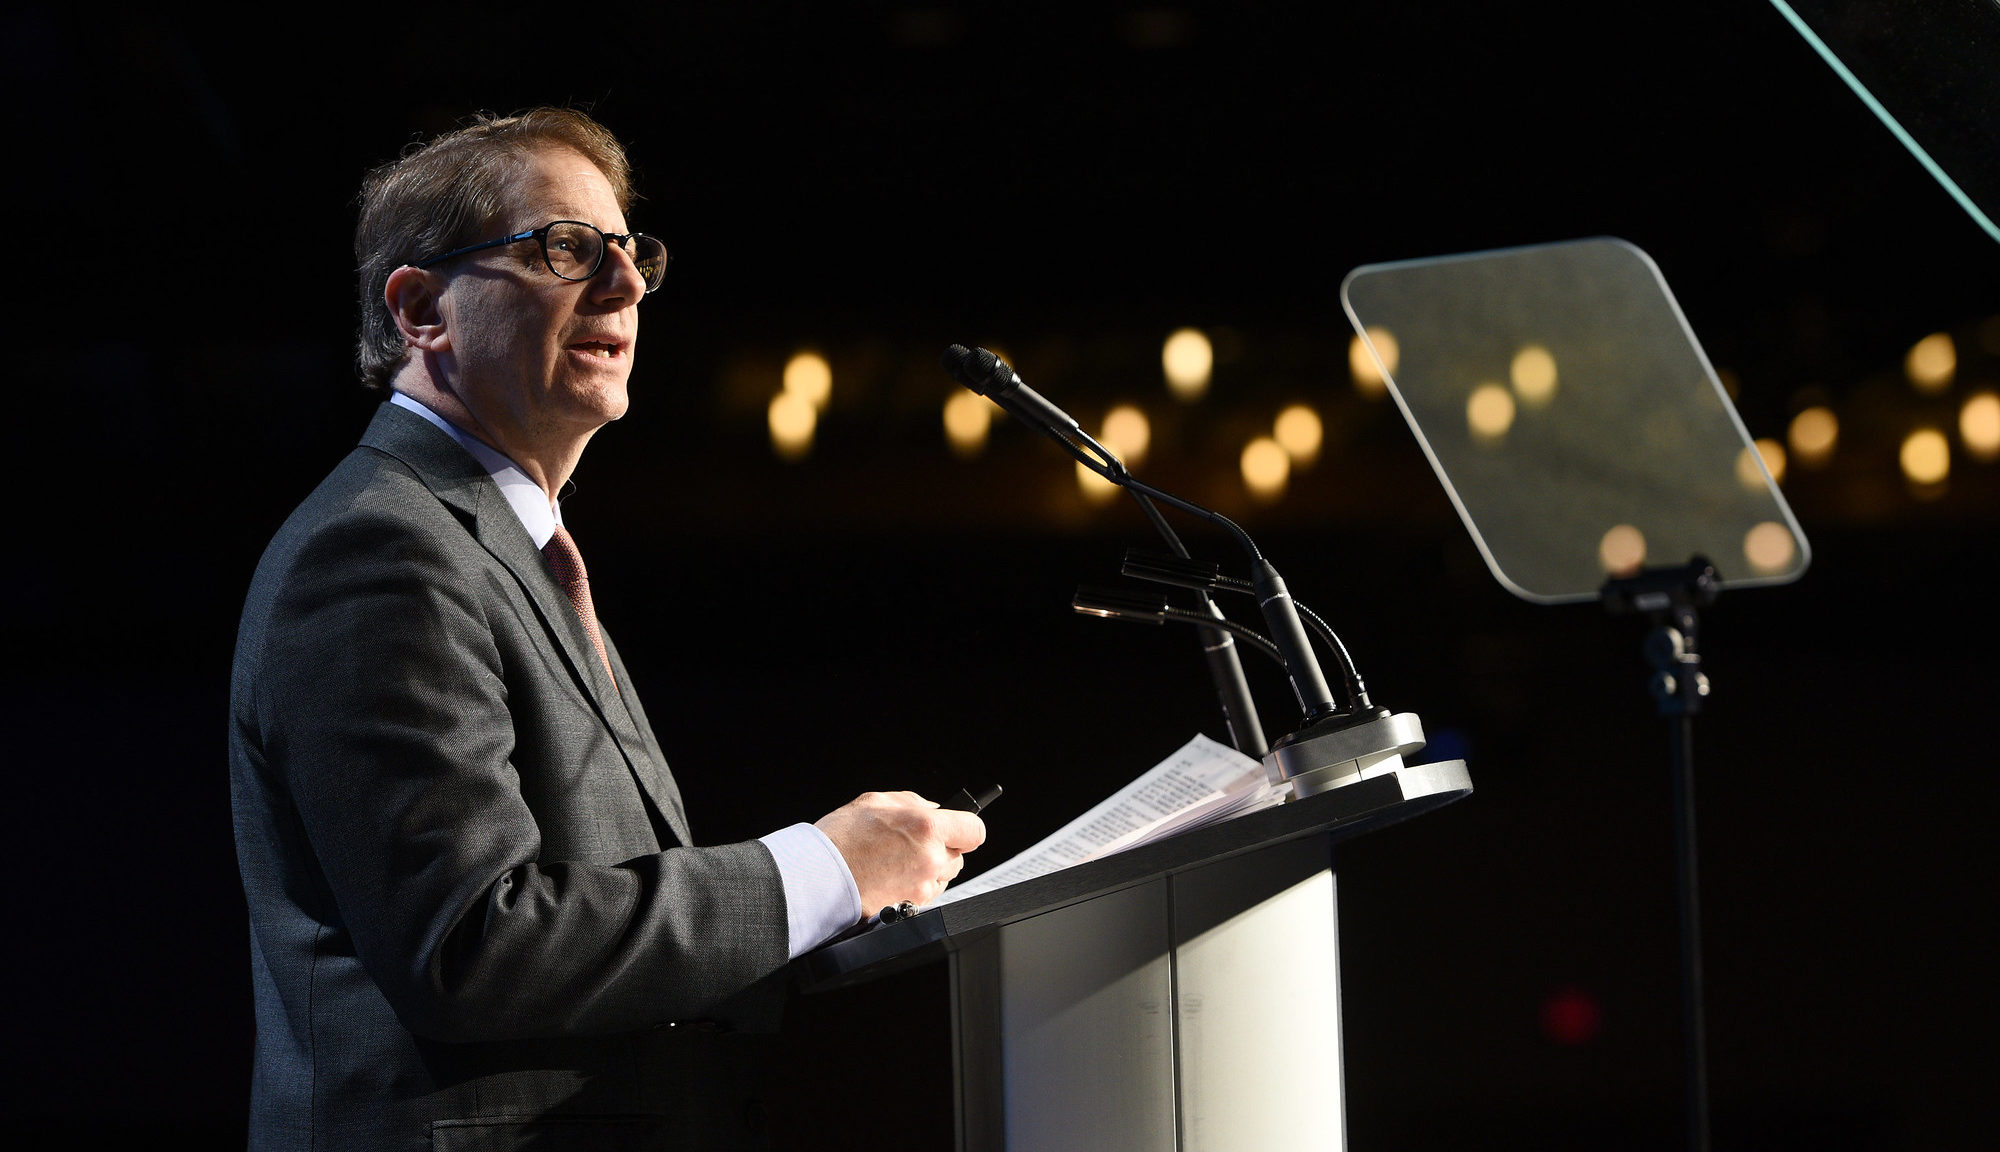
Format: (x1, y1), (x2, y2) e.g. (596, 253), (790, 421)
(941, 342), (1439, 799)
(942, 345), (1087, 442)
(942, 344), (1270, 755)
(944, 344), (1339, 723)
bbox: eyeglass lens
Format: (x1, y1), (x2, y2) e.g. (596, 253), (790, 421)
(543, 222), (668, 292)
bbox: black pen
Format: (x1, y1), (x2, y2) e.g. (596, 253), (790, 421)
(944, 784), (1003, 815)
(879, 784), (1002, 923)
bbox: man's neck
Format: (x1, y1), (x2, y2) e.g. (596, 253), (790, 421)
(389, 373), (590, 502)
(388, 392), (571, 548)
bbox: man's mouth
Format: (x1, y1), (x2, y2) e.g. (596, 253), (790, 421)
(571, 341), (621, 358)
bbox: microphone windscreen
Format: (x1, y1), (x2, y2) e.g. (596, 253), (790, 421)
(941, 344), (1006, 395)
(941, 344), (974, 380)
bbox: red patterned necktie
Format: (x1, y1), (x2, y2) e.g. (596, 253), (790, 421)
(541, 524), (617, 691)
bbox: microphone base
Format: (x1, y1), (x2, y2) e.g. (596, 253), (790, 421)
(1264, 711), (1429, 799)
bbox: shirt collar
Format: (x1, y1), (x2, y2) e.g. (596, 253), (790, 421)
(389, 391), (564, 548)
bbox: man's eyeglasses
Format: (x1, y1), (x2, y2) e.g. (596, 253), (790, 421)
(415, 220), (670, 293)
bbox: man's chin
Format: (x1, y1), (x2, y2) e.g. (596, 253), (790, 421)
(602, 387), (630, 422)
(553, 378), (630, 427)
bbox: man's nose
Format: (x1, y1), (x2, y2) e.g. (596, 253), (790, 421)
(591, 244), (648, 305)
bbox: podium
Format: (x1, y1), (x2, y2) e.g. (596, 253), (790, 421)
(801, 760), (1472, 1151)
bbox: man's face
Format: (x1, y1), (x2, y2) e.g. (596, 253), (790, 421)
(434, 145), (644, 446)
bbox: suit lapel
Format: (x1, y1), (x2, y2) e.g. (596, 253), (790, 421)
(602, 632), (692, 841)
(472, 506), (696, 848)
(360, 403), (695, 847)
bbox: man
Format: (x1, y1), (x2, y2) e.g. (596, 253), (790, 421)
(229, 108), (984, 1150)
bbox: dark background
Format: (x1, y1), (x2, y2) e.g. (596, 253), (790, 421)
(5, 2), (1996, 1148)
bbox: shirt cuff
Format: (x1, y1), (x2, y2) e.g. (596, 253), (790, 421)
(759, 823), (864, 958)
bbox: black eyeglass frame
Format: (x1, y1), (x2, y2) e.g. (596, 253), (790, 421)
(414, 220), (669, 293)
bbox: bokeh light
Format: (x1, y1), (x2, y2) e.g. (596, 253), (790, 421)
(1273, 404), (1323, 466)
(1958, 391), (2000, 461)
(1539, 988), (1602, 1047)
(1510, 344), (1558, 408)
(1350, 327), (1398, 397)
(1736, 438), (1786, 489)
(1102, 404), (1152, 467)
(768, 391), (816, 460)
(1162, 328), (1213, 400)
(1076, 459), (1120, 503)
(1467, 382), (1516, 443)
(1788, 406), (1838, 467)
(1598, 524), (1647, 577)
(783, 350), (832, 410)
(1743, 521), (1797, 575)
(943, 390), (994, 458)
(1904, 332), (1956, 394)
(1241, 436), (1290, 501)
(1900, 428), (1950, 485)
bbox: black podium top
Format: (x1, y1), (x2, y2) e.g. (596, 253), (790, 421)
(798, 760), (1472, 992)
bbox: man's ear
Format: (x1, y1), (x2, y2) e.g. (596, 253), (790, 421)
(384, 265), (450, 353)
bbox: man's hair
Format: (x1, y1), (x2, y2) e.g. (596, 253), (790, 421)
(354, 108), (635, 390)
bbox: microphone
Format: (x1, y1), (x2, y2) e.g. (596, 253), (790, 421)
(942, 342), (1268, 755)
(940, 342), (1435, 796)
(941, 345), (1088, 442)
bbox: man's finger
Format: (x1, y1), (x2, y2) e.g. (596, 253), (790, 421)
(930, 809), (986, 851)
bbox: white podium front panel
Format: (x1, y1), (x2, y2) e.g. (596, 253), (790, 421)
(1173, 837), (1343, 1151)
(952, 837), (1345, 1151)
(1004, 880), (1177, 1151)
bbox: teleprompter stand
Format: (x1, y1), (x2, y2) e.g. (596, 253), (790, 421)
(1604, 556), (1721, 1152)
(799, 761), (1471, 1152)
(1342, 238), (1811, 1152)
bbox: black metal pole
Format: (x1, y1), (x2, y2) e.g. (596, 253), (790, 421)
(1669, 710), (1710, 1152)
(1605, 558), (1718, 1152)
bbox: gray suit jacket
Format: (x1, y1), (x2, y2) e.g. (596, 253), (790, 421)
(230, 403), (790, 1150)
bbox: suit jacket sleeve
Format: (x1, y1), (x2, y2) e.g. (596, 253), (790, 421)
(241, 450), (790, 1045)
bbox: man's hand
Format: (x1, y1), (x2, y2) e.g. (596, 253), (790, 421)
(815, 791), (987, 913)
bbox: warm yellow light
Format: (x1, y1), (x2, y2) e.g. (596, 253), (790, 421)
(1959, 391), (2000, 460)
(1349, 327), (1397, 397)
(1900, 428), (1950, 484)
(1736, 438), (1787, 489)
(1162, 328), (1213, 400)
(1743, 521), (1797, 576)
(1273, 404), (1323, 466)
(1467, 382), (1516, 443)
(1076, 459), (1120, 503)
(1510, 344), (1558, 408)
(1101, 404), (1151, 467)
(768, 391), (817, 460)
(1904, 332), (1955, 394)
(943, 390), (994, 458)
(1598, 524), (1647, 578)
(1788, 406), (1838, 466)
(782, 350), (833, 410)
(1240, 436), (1291, 501)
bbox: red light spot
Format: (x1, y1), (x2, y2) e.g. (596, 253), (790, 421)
(1540, 987), (1602, 1046)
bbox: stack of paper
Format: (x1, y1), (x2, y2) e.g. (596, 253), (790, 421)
(933, 733), (1288, 907)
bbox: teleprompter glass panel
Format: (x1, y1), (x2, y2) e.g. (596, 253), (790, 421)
(1341, 237), (1809, 605)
